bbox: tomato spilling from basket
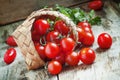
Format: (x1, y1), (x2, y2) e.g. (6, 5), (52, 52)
(31, 15), (112, 74)
(31, 18), (96, 75)
(4, 4), (112, 75)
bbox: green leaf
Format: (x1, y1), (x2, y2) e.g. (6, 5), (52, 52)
(89, 16), (101, 25)
(47, 19), (55, 31)
(60, 9), (71, 18)
(89, 10), (95, 18)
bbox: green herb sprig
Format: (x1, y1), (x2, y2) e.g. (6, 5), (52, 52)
(53, 4), (101, 25)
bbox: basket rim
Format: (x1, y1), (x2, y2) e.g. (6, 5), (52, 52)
(30, 8), (78, 42)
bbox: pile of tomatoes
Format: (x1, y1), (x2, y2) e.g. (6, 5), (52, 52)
(3, 1), (112, 74)
(30, 18), (112, 75)
(4, 17), (112, 75)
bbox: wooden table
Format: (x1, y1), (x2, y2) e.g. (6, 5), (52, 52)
(0, 1), (120, 80)
(0, 0), (89, 25)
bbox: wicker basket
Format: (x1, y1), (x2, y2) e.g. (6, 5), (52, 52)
(12, 8), (78, 70)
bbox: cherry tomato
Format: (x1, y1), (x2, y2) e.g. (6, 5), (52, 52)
(65, 52), (79, 66)
(33, 19), (50, 35)
(78, 22), (91, 29)
(6, 36), (17, 46)
(45, 42), (60, 59)
(60, 38), (75, 53)
(77, 28), (86, 43)
(31, 30), (40, 41)
(54, 20), (70, 35)
(78, 22), (92, 33)
(53, 52), (65, 65)
(79, 48), (96, 64)
(84, 27), (92, 33)
(97, 33), (112, 49)
(88, 0), (103, 10)
(82, 32), (95, 46)
(69, 32), (76, 41)
(33, 41), (40, 46)
(4, 48), (16, 64)
(35, 44), (46, 60)
(46, 31), (60, 44)
(48, 60), (62, 75)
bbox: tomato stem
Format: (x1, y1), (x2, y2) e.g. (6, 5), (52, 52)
(40, 36), (46, 46)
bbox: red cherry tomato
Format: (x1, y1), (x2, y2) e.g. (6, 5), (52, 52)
(4, 48), (17, 64)
(33, 19), (50, 35)
(79, 48), (96, 64)
(97, 33), (112, 49)
(65, 52), (79, 66)
(69, 32), (76, 41)
(78, 22), (92, 33)
(53, 52), (65, 65)
(77, 28), (86, 43)
(60, 38), (75, 53)
(33, 41), (40, 46)
(48, 60), (62, 75)
(45, 42), (60, 59)
(82, 32), (95, 46)
(54, 20), (70, 35)
(35, 44), (46, 60)
(78, 22), (91, 29)
(82, 26), (92, 33)
(31, 30), (40, 41)
(6, 36), (17, 46)
(88, 0), (103, 10)
(46, 31), (60, 44)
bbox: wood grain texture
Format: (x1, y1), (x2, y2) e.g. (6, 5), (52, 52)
(0, 0), (37, 25)
(37, 0), (89, 8)
(0, 1), (120, 80)
(0, 0), (89, 25)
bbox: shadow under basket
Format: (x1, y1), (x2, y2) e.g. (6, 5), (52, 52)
(12, 8), (78, 70)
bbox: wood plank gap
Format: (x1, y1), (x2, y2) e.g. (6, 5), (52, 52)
(57, 75), (59, 80)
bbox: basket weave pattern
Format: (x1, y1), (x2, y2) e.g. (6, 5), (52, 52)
(12, 9), (78, 70)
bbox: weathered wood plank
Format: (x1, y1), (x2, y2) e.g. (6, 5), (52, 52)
(0, 0), (89, 25)
(58, 1), (120, 80)
(25, 69), (57, 80)
(0, 0), (37, 25)
(109, 0), (120, 16)
(37, 0), (90, 8)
